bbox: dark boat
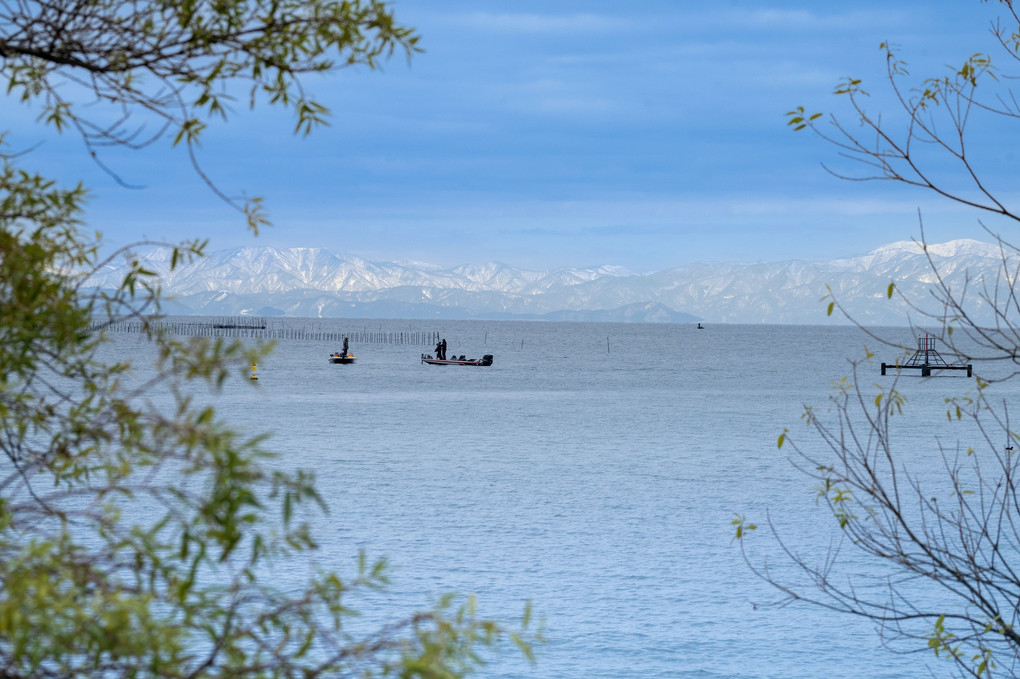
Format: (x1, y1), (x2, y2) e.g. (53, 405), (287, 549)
(329, 352), (355, 364)
(421, 353), (493, 366)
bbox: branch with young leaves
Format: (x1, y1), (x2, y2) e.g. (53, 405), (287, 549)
(737, 359), (1020, 677)
(786, 36), (1018, 225)
(0, 148), (541, 677)
(0, 0), (421, 231)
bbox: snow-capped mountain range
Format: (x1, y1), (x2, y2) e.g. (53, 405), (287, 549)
(85, 239), (1017, 324)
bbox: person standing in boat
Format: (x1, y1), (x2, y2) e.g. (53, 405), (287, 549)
(342, 337), (349, 357)
(440, 338), (447, 360)
(435, 338), (443, 360)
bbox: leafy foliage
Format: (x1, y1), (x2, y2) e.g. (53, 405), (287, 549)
(0, 2), (536, 677)
(0, 0), (421, 230)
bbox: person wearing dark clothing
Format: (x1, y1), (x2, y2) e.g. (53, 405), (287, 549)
(342, 337), (349, 357)
(440, 339), (447, 360)
(435, 339), (442, 359)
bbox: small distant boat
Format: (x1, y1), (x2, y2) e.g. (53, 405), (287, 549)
(421, 354), (493, 366)
(697, 323), (705, 329)
(329, 352), (355, 364)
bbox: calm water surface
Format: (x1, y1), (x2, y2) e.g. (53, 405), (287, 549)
(117, 320), (1009, 678)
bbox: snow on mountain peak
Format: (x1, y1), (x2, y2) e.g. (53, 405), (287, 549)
(868, 238), (1001, 259)
(83, 239), (1019, 324)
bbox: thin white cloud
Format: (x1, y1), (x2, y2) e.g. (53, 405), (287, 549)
(747, 9), (818, 26)
(444, 7), (909, 38)
(486, 76), (629, 119)
(732, 8), (914, 33)
(454, 11), (630, 34)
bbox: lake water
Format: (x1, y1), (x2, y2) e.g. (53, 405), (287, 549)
(107, 319), (1009, 678)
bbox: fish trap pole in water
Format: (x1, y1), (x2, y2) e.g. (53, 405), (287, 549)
(881, 335), (972, 377)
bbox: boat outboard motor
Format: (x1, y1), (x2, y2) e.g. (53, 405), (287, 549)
(481, 354), (494, 366)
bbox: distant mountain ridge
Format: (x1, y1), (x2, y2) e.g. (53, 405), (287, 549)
(86, 239), (1016, 324)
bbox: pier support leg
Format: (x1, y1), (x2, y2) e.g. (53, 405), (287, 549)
(881, 363), (887, 376)
(968, 364), (973, 377)
(922, 365), (931, 377)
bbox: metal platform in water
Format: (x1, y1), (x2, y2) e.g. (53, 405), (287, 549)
(881, 335), (972, 377)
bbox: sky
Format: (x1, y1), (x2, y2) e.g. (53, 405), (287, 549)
(8, 1), (1019, 271)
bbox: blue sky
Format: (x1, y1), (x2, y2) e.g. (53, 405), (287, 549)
(10, 1), (1015, 271)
